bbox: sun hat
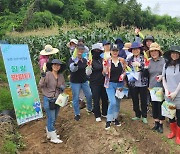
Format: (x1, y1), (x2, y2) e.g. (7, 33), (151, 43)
(91, 43), (104, 51)
(146, 42), (163, 57)
(128, 42), (143, 52)
(102, 40), (111, 46)
(46, 59), (66, 73)
(40, 45), (59, 56)
(143, 35), (155, 46)
(123, 43), (132, 50)
(111, 44), (119, 51)
(66, 39), (78, 48)
(164, 45), (180, 59)
(77, 44), (85, 50)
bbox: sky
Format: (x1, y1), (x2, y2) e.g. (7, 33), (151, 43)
(136, 0), (180, 17)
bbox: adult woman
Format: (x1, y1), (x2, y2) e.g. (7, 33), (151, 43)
(39, 59), (66, 144)
(86, 43), (108, 122)
(127, 42), (148, 124)
(69, 44), (92, 121)
(145, 42), (165, 133)
(103, 44), (126, 130)
(162, 45), (180, 144)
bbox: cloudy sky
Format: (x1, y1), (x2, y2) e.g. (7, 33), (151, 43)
(136, 0), (180, 17)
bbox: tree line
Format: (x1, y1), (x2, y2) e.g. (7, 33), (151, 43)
(0, 0), (180, 38)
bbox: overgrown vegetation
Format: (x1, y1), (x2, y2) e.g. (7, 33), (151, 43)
(0, 0), (180, 39)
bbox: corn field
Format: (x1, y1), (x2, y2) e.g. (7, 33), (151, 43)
(4, 27), (180, 63)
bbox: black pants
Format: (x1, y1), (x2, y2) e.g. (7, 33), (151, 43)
(90, 84), (108, 118)
(151, 101), (165, 120)
(129, 86), (148, 118)
(169, 109), (180, 127)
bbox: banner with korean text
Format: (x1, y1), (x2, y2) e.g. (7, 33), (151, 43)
(0, 44), (43, 125)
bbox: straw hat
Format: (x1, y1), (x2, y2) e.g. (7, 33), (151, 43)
(123, 43), (132, 50)
(40, 45), (59, 56)
(146, 42), (163, 57)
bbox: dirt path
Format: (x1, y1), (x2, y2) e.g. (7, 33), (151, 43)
(19, 97), (180, 154)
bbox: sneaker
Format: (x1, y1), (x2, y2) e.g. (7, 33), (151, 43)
(86, 109), (93, 113)
(74, 115), (80, 121)
(96, 117), (102, 122)
(105, 121), (111, 130)
(102, 115), (107, 118)
(114, 119), (121, 126)
(132, 117), (140, 120)
(142, 118), (148, 124)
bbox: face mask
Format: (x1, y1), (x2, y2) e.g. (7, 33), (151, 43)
(92, 51), (102, 59)
(70, 46), (75, 51)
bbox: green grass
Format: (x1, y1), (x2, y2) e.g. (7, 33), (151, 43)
(0, 86), (13, 111)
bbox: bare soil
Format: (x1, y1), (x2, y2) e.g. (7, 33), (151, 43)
(18, 88), (180, 154)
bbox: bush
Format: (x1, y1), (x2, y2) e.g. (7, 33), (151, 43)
(155, 24), (167, 31)
(27, 11), (55, 30)
(53, 15), (64, 27)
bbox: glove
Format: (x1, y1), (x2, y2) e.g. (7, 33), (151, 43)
(132, 61), (140, 67)
(86, 66), (92, 76)
(59, 85), (65, 93)
(72, 57), (79, 64)
(169, 91), (178, 100)
(41, 72), (46, 77)
(156, 75), (162, 82)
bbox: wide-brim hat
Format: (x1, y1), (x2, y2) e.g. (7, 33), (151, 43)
(164, 45), (180, 59)
(91, 43), (104, 51)
(46, 59), (66, 73)
(40, 45), (59, 56)
(146, 42), (163, 57)
(128, 42), (143, 52)
(143, 35), (155, 46)
(123, 43), (132, 50)
(66, 39), (78, 48)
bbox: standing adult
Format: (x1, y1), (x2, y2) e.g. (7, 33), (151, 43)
(69, 44), (92, 121)
(127, 42), (149, 124)
(67, 39), (78, 55)
(162, 45), (180, 144)
(39, 59), (66, 144)
(103, 44), (126, 130)
(86, 43), (108, 122)
(145, 42), (165, 133)
(115, 38), (127, 59)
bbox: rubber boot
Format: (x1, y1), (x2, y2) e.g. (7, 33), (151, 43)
(49, 131), (63, 144)
(152, 121), (159, 131)
(157, 123), (163, 133)
(176, 126), (180, 144)
(167, 122), (177, 139)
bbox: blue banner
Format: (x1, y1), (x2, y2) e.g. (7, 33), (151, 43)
(0, 44), (43, 125)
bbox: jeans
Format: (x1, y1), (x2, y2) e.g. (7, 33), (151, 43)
(106, 82), (123, 122)
(70, 81), (92, 116)
(90, 84), (108, 118)
(129, 86), (148, 118)
(43, 96), (60, 132)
